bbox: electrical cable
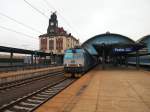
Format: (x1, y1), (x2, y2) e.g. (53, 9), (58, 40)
(0, 12), (42, 34)
(23, 0), (48, 19)
(0, 25), (38, 40)
(43, 0), (80, 36)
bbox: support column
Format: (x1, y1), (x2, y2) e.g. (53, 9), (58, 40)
(102, 44), (105, 69)
(125, 55), (128, 67)
(49, 54), (51, 65)
(34, 51), (37, 68)
(136, 51), (140, 69)
(55, 55), (58, 65)
(10, 52), (13, 66)
(119, 56), (122, 66)
(34, 55), (37, 68)
(120, 56), (122, 66)
(31, 54), (33, 65)
(51, 52), (54, 65)
(54, 54), (56, 65)
(61, 55), (63, 65)
(102, 49), (105, 70)
(44, 56), (46, 65)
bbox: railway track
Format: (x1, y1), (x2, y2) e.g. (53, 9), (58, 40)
(0, 71), (65, 107)
(0, 78), (75, 112)
(0, 70), (63, 92)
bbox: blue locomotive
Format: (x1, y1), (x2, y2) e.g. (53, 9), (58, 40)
(63, 48), (96, 77)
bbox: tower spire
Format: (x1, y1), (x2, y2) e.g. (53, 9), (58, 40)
(47, 12), (58, 34)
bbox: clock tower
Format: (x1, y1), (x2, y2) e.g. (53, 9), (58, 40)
(47, 12), (58, 34)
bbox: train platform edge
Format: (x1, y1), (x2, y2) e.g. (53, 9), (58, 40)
(35, 66), (150, 112)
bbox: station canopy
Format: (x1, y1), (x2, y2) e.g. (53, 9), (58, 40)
(82, 32), (145, 56)
(0, 46), (51, 56)
(137, 35), (150, 53)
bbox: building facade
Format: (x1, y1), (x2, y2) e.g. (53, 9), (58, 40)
(39, 12), (79, 55)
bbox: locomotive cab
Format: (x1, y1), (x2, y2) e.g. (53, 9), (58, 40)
(64, 49), (85, 74)
(63, 48), (97, 77)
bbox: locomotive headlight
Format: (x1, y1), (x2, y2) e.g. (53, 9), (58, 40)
(65, 64), (68, 67)
(78, 64), (81, 67)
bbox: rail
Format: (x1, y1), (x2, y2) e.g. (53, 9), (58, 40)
(0, 70), (63, 91)
(0, 78), (76, 112)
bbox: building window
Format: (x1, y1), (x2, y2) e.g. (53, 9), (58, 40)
(56, 38), (63, 50)
(41, 38), (47, 51)
(49, 40), (54, 50)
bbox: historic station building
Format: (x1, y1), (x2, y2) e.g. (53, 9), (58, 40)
(39, 12), (79, 55)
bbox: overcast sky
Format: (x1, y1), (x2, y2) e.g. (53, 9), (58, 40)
(0, 0), (150, 50)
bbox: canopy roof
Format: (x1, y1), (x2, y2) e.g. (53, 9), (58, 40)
(82, 33), (141, 55)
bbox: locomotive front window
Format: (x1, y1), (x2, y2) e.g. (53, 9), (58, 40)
(64, 53), (73, 59)
(74, 53), (83, 59)
(64, 53), (83, 59)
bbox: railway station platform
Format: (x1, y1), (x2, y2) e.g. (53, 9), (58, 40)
(35, 65), (150, 112)
(0, 66), (63, 78)
(0, 66), (63, 85)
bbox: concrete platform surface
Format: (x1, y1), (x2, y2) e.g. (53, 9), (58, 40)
(35, 66), (150, 112)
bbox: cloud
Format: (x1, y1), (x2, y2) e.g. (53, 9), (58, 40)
(0, 0), (150, 49)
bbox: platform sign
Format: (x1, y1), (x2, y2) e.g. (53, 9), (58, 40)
(113, 48), (133, 53)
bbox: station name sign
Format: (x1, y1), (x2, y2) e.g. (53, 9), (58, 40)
(113, 48), (133, 52)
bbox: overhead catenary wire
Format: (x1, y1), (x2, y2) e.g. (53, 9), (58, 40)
(23, 0), (48, 19)
(0, 12), (42, 34)
(43, 0), (80, 36)
(0, 25), (38, 40)
(0, 1), (44, 50)
(24, 0), (80, 37)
